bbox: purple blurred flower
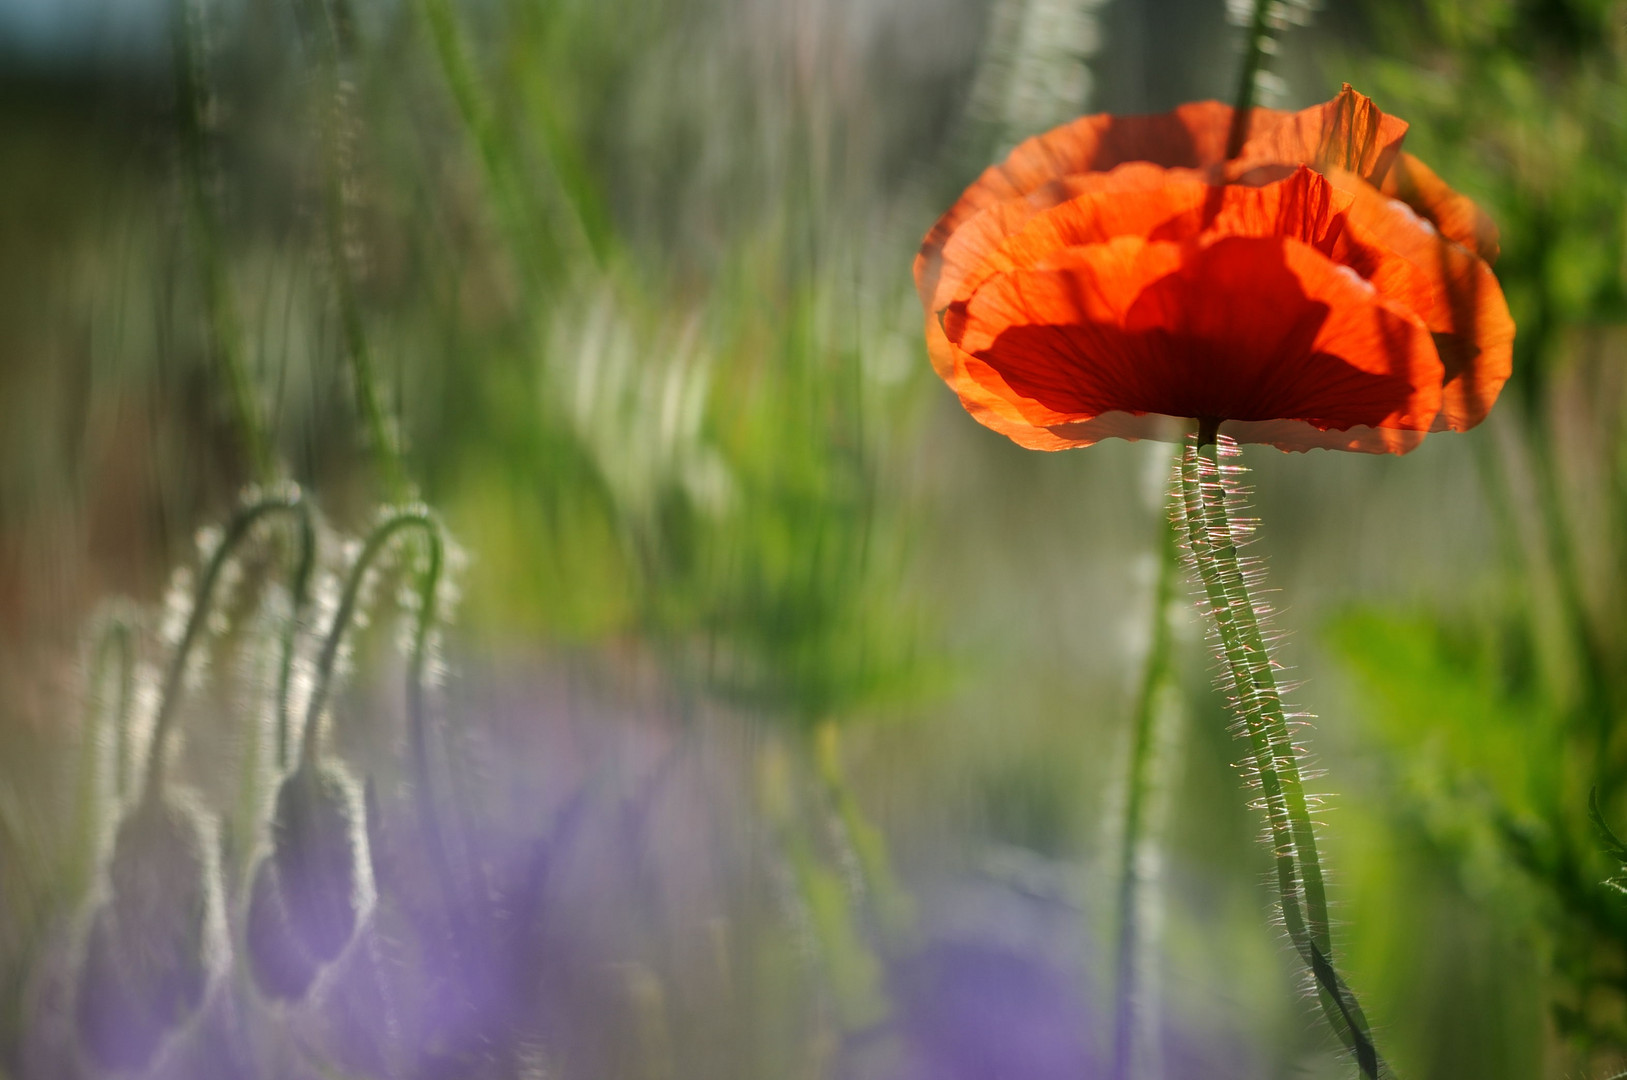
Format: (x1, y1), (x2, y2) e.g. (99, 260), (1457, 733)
(888, 937), (1098, 1080)
(843, 862), (1100, 1080)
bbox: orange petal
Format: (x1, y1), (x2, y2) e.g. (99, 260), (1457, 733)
(925, 162), (1198, 314)
(1042, 411), (1189, 447)
(1326, 171), (1514, 430)
(942, 165), (1364, 322)
(1380, 151), (1501, 264)
(939, 236), (1184, 431)
(915, 104), (1234, 304)
(956, 235), (1442, 448)
(1221, 418), (1429, 454)
(925, 315), (1098, 449)
(1233, 84), (1410, 186)
(937, 165), (1211, 314)
(919, 87), (1411, 309)
(1197, 165), (1352, 252)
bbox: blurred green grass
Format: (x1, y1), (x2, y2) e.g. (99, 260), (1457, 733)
(3, 0), (1627, 1076)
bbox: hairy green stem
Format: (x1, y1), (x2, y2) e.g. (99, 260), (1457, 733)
(142, 492), (315, 802)
(299, 507), (458, 920)
(300, 508), (441, 772)
(1178, 438), (1382, 1078)
(1177, 445), (1312, 942)
(1109, 481), (1179, 1080)
(173, 0), (275, 484)
(275, 510), (318, 770)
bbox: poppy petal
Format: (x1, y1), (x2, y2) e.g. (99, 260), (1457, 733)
(940, 236), (1185, 430)
(1323, 173), (1513, 430)
(956, 235), (1442, 446)
(950, 165), (1361, 323)
(1221, 418), (1429, 454)
(924, 163), (1201, 314)
(916, 87), (1507, 454)
(1198, 165), (1352, 251)
(915, 103), (1235, 300)
(935, 165), (1211, 314)
(1233, 84), (1410, 186)
(925, 315), (1108, 449)
(1380, 151), (1501, 264)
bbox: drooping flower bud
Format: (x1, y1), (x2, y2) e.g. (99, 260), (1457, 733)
(244, 857), (320, 1001)
(245, 762), (368, 1000)
(74, 797), (223, 1072)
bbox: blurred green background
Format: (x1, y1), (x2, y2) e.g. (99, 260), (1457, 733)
(3, 0), (1627, 1076)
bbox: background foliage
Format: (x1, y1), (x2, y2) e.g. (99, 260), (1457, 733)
(3, 0), (1627, 1076)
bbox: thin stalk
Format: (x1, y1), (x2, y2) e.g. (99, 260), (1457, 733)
(1525, 419), (1616, 786)
(1224, 0), (1275, 159)
(417, 0), (553, 294)
(1176, 445), (1312, 948)
(142, 491), (315, 802)
(67, 612), (138, 901)
(295, 0), (412, 501)
(1109, 481), (1180, 1080)
(172, 0), (275, 484)
(1178, 436), (1383, 1078)
(812, 721), (913, 942)
(103, 618), (139, 802)
(275, 510), (318, 770)
(755, 737), (887, 1034)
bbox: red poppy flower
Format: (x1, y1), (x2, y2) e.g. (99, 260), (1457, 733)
(916, 86), (1514, 453)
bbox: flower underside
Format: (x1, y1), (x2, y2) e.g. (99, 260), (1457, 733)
(917, 87), (1514, 454)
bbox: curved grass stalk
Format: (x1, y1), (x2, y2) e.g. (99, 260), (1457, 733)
(141, 490), (316, 802)
(1109, 479), (1179, 1080)
(1177, 434), (1383, 1079)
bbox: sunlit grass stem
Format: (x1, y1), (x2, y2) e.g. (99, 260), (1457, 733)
(417, 0), (583, 295)
(755, 738), (887, 1033)
(1109, 479), (1179, 1080)
(67, 611), (137, 901)
(1178, 435), (1383, 1078)
(1524, 423), (1618, 784)
(293, 0), (411, 502)
(173, 0), (275, 485)
(812, 721), (914, 942)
